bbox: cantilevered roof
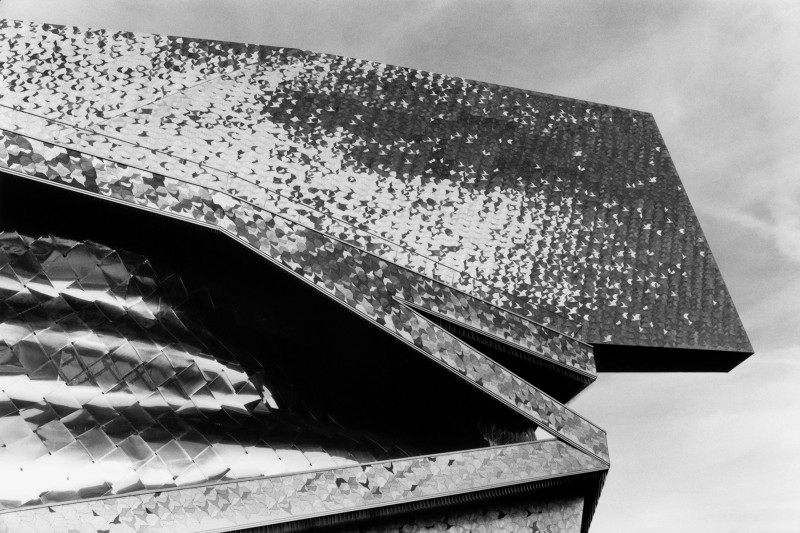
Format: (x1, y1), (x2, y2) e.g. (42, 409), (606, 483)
(0, 19), (751, 369)
(0, 20), (752, 371)
(0, 18), (755, 533)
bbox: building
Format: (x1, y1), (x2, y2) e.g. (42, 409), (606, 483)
(0, 19), (752, 532)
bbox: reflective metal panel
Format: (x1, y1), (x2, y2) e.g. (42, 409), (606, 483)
(0, 19), (751, 356)
(0, 232), (409, 508)
(0, 440), (603, 533)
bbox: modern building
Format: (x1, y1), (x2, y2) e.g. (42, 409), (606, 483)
(0, 19), (751, 532)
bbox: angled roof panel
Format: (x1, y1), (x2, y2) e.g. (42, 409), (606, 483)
(0, 19), (751, 369)
(0, 17), (752, 533)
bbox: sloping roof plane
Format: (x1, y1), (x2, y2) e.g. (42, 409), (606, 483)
(0, 18), (751, 533)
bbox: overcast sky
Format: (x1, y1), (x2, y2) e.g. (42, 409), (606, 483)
(1, 1), (798, 531)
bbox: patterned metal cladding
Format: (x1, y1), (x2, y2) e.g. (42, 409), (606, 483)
(0, 440), (603, 533)
(0, 99), (579, 340)
(344, 494), (584, 533)
(0, 17), (751, 533)
(393, 274), (594, 376)
(0, 231), (432, 510)
(0, 129), (608, 463)
(0, 126), (608, 530)
(0, 226), (605, 533)
(0, 19), (751, 355)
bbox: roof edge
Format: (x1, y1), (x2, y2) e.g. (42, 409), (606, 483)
(594, 344), (753, 373)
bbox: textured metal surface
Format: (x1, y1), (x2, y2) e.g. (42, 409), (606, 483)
(0, 100), (580, 341)
(0, 232), (436, 509)
(0, 17), (753, 532)
(393, 282), (594, 376)
(0, 18), (751, 356)
(0, 128), (607, 530)
(343, 494), (584, 533)
(0, 128), (608, 464)
(0, 440), (602, 533)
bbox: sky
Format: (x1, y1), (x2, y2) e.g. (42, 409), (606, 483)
(0, 1), (798, 531)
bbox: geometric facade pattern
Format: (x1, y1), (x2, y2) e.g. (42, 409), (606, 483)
(0, 232), (424, 508)
(0, 440), (600, 532)
(0, 19), (751, 359)
(0, 18), (751, 533)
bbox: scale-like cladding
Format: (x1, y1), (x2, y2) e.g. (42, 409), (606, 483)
(0, 19), (752, 365)
(344, 495), (586, 533)
(0, 17), (751, 533)
(0, 154), (609, 531)
(0, 132), (609, 463)
(0, 227), (605, 530)
(0, 232), (426, 509)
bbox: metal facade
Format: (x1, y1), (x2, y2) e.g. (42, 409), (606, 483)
(0, 19), (750, 533)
